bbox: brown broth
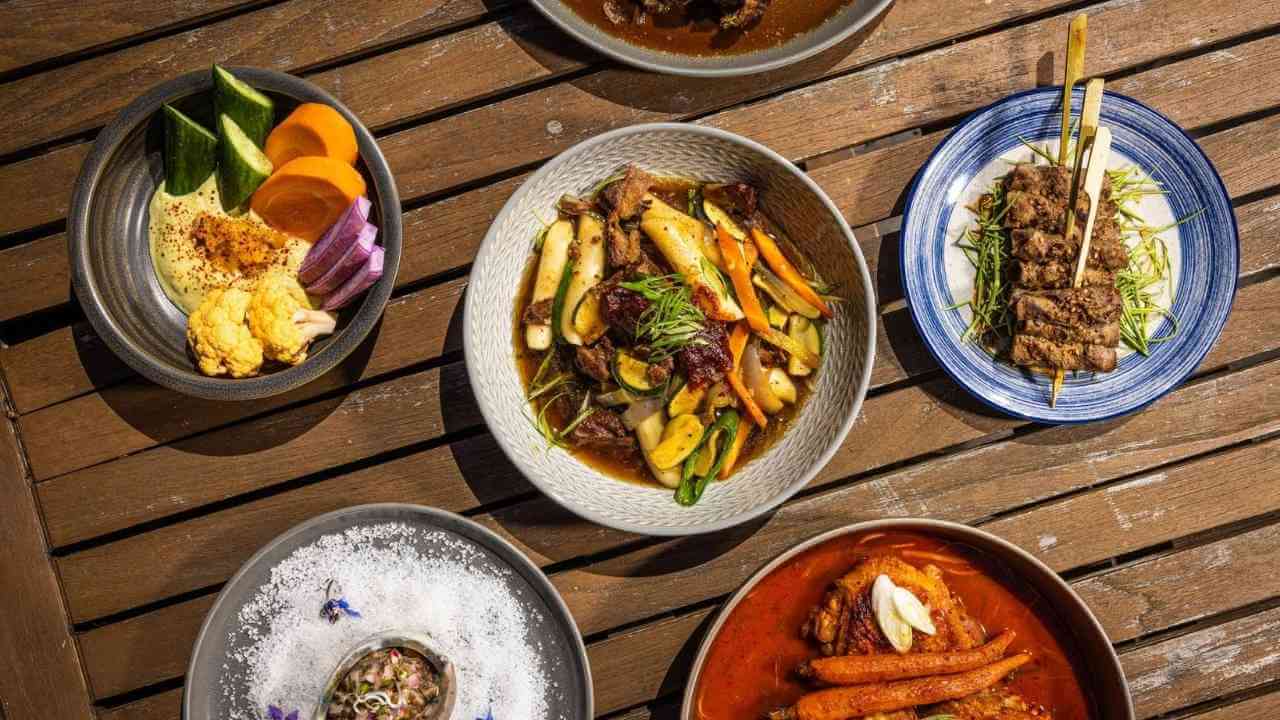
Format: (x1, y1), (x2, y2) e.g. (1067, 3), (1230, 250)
(561, 0), (857, 56)
(692, 531), (1095, 720)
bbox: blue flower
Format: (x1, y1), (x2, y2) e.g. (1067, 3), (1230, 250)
(267, 705), (298, 720)
(476, 709), (494, 720)
(320, 580), (361, 624)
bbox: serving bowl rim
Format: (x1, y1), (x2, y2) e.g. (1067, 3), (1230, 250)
(525, 0), (896, 78)
(679, 517), (1136, 720)
(183, 502), (593, 720)
(68, 66), (402, 401)
(463, 121), (877, 537)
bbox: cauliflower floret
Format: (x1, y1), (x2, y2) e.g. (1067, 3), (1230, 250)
(187, 288), (264, 378)
(247, 273), (337, 365)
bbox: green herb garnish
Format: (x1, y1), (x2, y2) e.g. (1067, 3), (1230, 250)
(951, 180), (1014, 345)
(618, 274), (709, 362)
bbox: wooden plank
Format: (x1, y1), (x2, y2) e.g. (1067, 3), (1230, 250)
(1124, 606), (1280, 717)
(56, 349), (1280, 623)
(1184, 692), (1280, 720)
(0, 0), (258, 74)
(12, 94), (1280, 478)
(0, 0), (1082, 238)
(1074, 523), (1280, 644)
(0, 0), (519, 159)
(97, 688), (183, 720)
(6, 31), (1279, 414)
(70, 433), (1280, 703)
(0, 405), (93, 717)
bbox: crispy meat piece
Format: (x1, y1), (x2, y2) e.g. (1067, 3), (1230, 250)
(1013, 260), (1116, 290)
(1011, 334), (1117, 372)
(601, 282), (649, 337)
(703, 182), (758, 218)
(522, 298), (553, 326)
(928, 687), (1051, 720)
(803, 556), (984, 657)
(678, 321), (732, 389)
(557, 194), (599, 217)
(629, 246), (669, 278)
(1011, 286), (1123, 326)
(575, 336), (616, 383)
(1004, 191), (1087, 232)
(646, 355), (675, 386)
(1018, 317), (1120, 347)
(606, 213), (642, 268)
(602, 165), (657, 220)
(569, 409), (637, 456)
(1011, 228), (1129, 270)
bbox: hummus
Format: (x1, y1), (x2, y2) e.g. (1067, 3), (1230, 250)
(148, 175), (310, 315)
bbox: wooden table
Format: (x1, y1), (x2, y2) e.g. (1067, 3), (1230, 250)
(2, 1), (1279, 718)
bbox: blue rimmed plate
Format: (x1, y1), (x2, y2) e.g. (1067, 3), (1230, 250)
(901, 87), (1238, 424)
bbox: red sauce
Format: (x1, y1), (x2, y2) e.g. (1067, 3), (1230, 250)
(692, 531), (1094, 719)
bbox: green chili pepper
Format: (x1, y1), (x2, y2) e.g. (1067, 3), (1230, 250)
(550, 253), (577, 345)
(676, 409), (740, 506)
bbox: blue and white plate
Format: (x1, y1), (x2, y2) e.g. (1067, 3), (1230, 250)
(901, 87), (1238, 424)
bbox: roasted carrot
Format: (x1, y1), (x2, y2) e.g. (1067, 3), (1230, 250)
(717, 224), (769, 332)
(726, 322), (767, 427)
(771, 654), (1032, 720)
(250, 156), (366, 241)
(718, 420), (752, 479)
(750, 227), (834, 318)
(797, 631), (1016, 685)
(264, 103), (359, 168)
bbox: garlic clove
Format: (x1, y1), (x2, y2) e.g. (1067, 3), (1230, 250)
(872, 575), (913, 653)
(891, 586), (937, 636)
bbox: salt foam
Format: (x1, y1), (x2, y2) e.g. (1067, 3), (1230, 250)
(220, 523), (549, 720)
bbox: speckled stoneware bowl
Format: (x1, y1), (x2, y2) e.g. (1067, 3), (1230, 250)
(68, 67), (401, 401)
(465, 123), (876, 536)
(528, 0), (895, 77)
(682, 520), (1134, 720)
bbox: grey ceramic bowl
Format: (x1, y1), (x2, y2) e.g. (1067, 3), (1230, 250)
(68, 67), (401, 401)
(465, 123), (876, 536)
(185, 503), (592, 720)
(527, 0), (895, 77)
(682, 519), (1135, 719)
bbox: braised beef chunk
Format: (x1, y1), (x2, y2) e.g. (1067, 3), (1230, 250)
(557, 194), (597, 217)
(1014, 260), (1116, 290)
(646, 355), (675, 386)
(569, 409), (637, 456)
(601, 165), (656, 220)
(575, 337), (616, 383)
(629, 247), (668, 278)
(1011, 334), (1117, 372)
(678, 321), (733, 388)
(606, 214), (642, 268)
(1012, 286), (1123, 326)
(716, 0), (770, 27)
(601, 282), (650, 336)
(703, 182), (758, 218)
(757, 344), (786, 368)
(522, 298), (553, 326)
(1020, 316), (1121, 346)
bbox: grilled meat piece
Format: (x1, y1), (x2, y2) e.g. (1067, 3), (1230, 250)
(802, 556), (984, 657)
(1013, 260), (1116, 290)
(522, 298), (553, 326)
(646, 354), (675, 386)
(678, 321), (732, 389)
(606, 213), (642, 268)
(1018, 317), (1120, 347)
(703, 181), (758, 219)
(1011, 286), (1123, 327)
(575, 336), (616, 383)
(716, 0), (770, 27)
(1011, 334), (1117, 372)
(1011, 228), (1129, 270)
(928, 688), (1050, 720)
(1005, 164), (1114, 213)
(570, 409), (637, 456)
(1004, 191), (1089, 232)
(602, 165), (657, 220)
(601, 282), (649, 337)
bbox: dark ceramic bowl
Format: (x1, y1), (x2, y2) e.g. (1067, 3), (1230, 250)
(68, 67), (401, 401)
(682, 519), (1135, 719)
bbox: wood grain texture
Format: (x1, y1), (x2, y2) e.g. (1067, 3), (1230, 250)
(0, 0), (257, 74)
(0, 0), (1111, 236)
(97, 688), (182, 720)
(1183, 691), (1280, 720)
(0, 403), (93, 718)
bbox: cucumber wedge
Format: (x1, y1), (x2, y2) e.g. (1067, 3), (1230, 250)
(212, 65), (274, 148)
(162, 104), (217, 196)
(217, 114), (273, 211)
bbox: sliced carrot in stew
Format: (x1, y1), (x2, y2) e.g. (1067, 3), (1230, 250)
(750, 226), (834, 318)
(717, 224), (769, 333)
(727, 322), (768, 427)
(264, 103), (359, 168)
(251, 156), (367, 241)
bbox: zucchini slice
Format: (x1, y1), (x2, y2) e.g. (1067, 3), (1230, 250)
(163, 104), (217, 196)
(667, 381), (705, 417)
(650, 414), (705, 470)
(612, 350), (663, 396)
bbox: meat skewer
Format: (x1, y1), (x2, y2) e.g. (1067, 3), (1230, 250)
(768, 654), (1033, 720)
(795, 631), (1016, 686)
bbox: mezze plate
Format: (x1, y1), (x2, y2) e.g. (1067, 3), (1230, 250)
(901, 87), (1238, 424)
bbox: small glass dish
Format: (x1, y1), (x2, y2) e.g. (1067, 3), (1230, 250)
(315, 631), (457, 720)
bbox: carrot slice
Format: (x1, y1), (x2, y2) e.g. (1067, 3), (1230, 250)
(727, 322), (767, 427)
(264, 103), (359, 168)
(717, 224), (769, 333)
(750, 226), (834, 318)
(250, 156), (367, 242)
(718, 421), (752, 479)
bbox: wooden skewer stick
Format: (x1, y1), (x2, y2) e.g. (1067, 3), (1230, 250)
(1051, 78), (1105, 407)
(1073, 127), (1113, 288)
(1057, 14), (1088, 165)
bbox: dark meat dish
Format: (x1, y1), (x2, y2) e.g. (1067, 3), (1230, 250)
(1003, 164), (1126, 374)
(516, 165), (832, 504)
(601, 0), (770, 29)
